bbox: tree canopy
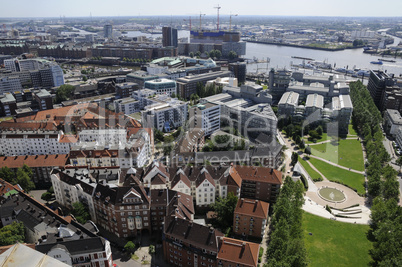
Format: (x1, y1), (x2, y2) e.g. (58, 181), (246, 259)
(55, 84), (75, 104)
(71, 202), (91, 224)
(0, 222), (25, 246)
(210, 192), (238, 233)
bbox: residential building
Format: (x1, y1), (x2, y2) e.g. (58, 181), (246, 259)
(269, 68), (292, 102)
(0, 93), (17, 116)
(115, 82), (138, 99)
(174, 129), (205, 154)
(217, 237), (260, 267)
(162, 27), (178, 47)
(0, 243), (70, 267)
(104, 24), (113, 38)
(233, 198), (269, 238)
(176, 70), (233, 99)
(36, 237), (113, 267)
(229, 62), (246, 83)
(114, 97), (142, 114)
(141, 97), (188, 132)
(144, 78), (177, 96)
(395, 126), (402, 148)
(198, 92), (277, 138)
(93, 183), (151, 238)
(34, 89), (53, 110)
(278, 91), (299, 117)
(235, 165), (282, 203)
(0, 76), (22, 94)
(0, 154), (68, 187)
(367, 70), (395, 111)
(189, 103), (221, 136)
(384, 109), (402, 136)
(163, 217), (224, 267)
(126, 71), (158, 87)
(305, 93), (324, 119)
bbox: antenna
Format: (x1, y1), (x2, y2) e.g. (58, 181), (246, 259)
(214, 4), (221, 31)
(230, 13), (238, 32)
(199, 13), (206, 30)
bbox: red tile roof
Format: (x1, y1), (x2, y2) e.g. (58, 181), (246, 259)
(234, 198), (269, 219)
(59, 134), (78, 143)
(234, 165), (282, 184)
(217, 237), (260, 267)
(0, 154), (68, 169)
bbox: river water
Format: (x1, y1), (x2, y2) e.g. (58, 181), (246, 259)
(113, 30), (402, 76)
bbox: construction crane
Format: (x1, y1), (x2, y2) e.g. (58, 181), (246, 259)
(230, 13), (238, 32)
(214, 4), (221, 31)
(183, 16), (192, 31)
(199, 13), (206, 30)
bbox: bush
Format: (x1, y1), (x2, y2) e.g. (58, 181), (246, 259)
(325, 205), (332, 213)
(258, 247), (264, 263)
(299, 174), (309, 190)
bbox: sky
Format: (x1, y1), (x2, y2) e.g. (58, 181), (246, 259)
(0, 0), (401, 18)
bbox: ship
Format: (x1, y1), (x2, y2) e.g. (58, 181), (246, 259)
(370, 60), (383, 65)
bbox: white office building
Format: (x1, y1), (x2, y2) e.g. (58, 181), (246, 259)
(189, 103), (221, 136)
(144, 78), (177, 96)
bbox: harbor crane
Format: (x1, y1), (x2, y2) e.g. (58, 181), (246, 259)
(199, 13), (206, 30)
(214, 4), (221, 31)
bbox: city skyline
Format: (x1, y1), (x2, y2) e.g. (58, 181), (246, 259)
(0, 0), (402, 18)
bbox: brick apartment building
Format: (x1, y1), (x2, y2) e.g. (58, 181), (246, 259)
(217, 237), (260, 267)
(163, 217), (224, 267)
(233, 198), (269, 238)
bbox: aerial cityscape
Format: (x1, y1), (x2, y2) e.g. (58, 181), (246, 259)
(0, 1), (401, 267)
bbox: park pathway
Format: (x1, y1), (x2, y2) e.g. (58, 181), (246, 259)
(307, 155), (365, 175)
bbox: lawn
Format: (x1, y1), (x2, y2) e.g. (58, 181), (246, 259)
(298, 156), (322, 181)
(308, 157), (366, 195)
(304, 133), (333, 144)
(303, 212), (372, 267)
(348, 124), (358, 136)
(309, 139), (364, 171)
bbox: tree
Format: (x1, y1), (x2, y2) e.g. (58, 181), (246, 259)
(82, 75), (88, 82)
(154, 129), (164, 143)
(15, 167), (35, 193)
(0, 222), (25, 246)
(305, 146), (312, 155)
(41, 192), (53, 203)
(124, 241), (136, 255)
(195, 51), (201, 57)
(0, 166), (15, 184)
(291, 152), (299, 166)
(56, 84), (75, 104)
(71, 202), (91, 224)
(228, 50), (237, 60)
(148, 244), (155, 254)
(316, 126), (323, 136)
(210, 192), (238, 232)
(189, 52), (194, 58)
(214, 50), (222, 59)
(396, 156), (402, 172)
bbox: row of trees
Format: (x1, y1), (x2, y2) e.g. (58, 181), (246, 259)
(202, 135), (246, 152)
(0, 165), (35, 193)
(195, 82), (223, 99)
(189, 50), (238, 60)
(122, 58), (152, 63)
(265, 177), (308, 266)
(349, 81), (401, 265)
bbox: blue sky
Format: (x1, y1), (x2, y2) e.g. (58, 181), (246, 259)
(0, 0), (401, 17)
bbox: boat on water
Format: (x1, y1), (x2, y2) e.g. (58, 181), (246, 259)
(370, 60), (383, 65)
(378, 58), (396, 63)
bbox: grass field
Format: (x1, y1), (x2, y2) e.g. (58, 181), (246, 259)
(309, 139), (364, 171)
(308, 157), (366, 195)
(348, 124), (358, 136)
(303, 212), (372, 267)
(298, 156), (322, 181)
(304, 133), (333, 144)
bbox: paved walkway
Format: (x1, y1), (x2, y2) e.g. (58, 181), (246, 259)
(306, 137), (359, 146)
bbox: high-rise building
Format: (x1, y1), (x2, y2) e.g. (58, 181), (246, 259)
(367, 70), (395, 111)
(103, 24), (113, 38)
(229, 62), (246, 83)
(162, 27), (178, 47)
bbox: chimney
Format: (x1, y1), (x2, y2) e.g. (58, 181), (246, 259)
(239, 242), (246, 258)
(240, 198), (244, 207)
(270, 168), (273, 175)
(253, 200), (258, 212)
